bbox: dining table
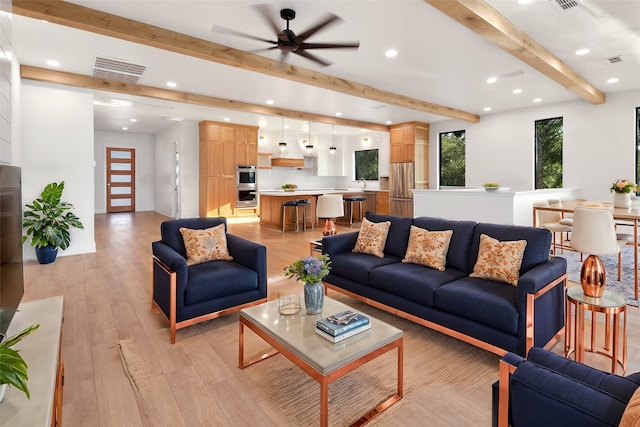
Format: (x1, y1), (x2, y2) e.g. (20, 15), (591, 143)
(533, 200), (639, 300)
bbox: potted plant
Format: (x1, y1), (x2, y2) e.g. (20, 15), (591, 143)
(0, 324), (39, 401)
(22, 181), (84, 264)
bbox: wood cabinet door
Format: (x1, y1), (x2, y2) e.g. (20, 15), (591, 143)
(390, 144), (403, 163)
(220, 177), (236, 217)
(247, 128), (258, 165)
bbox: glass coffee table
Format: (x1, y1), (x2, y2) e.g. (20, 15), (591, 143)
(239, 295), (403, 427)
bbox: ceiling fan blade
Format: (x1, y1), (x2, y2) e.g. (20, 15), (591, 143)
(299, 42), (360, 50)
(252, 4), (281, 35)
(211, 25), (277, 45)
(292, 50), (332, 67)
(296, 13), (342, 41)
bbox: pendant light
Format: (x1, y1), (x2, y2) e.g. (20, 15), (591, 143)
(278, 118), (287, 152)
(305, 121), (313, 153)
(329, 125), (337, 155)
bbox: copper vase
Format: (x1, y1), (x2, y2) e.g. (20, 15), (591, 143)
(580, 254), (606, 297)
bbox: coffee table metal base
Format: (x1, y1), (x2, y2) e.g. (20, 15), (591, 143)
(239, 315), (403, 427)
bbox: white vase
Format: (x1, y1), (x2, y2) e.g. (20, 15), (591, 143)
(613, 192), (632, 208)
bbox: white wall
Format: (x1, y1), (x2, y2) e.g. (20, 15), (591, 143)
(153, 121), (199, 218)
(430, 89), (640, 202)
(0, 7), (12, 164)
(21, 81), (96, 258)
(94, 130), (155, 213)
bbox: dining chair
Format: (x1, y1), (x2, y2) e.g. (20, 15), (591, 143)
(570, 206), (629, 297)
(533, 200), (571, 255)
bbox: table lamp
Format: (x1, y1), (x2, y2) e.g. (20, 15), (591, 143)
(316, 194), (344, 236)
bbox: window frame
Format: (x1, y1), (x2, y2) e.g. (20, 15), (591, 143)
(438, 130), (466, 188)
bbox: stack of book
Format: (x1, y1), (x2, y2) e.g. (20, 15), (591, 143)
(315, 310), (371, 343)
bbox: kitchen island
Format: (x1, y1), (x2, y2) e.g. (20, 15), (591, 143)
(257, 189), (365, 230)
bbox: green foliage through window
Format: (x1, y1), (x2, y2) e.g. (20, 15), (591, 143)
(439, 130), (466, 186)
(535, 117), (563, 189)
(635, 107), (640, 189)
(355, 149), (378, 180)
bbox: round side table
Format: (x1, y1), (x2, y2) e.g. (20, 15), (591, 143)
(565, 286), (627, 374)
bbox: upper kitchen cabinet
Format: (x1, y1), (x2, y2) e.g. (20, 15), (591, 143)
(389, 122), (429, 164)
(236, 126), (259, 166)
(317, 148), (344, 176)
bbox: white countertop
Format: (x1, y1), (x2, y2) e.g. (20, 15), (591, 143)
(257, 188), (365, 196)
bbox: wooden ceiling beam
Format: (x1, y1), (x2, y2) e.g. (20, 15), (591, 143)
(20, 65), (390, 132)
(12, 0), (480, 123)
(423, 0), (605, 104)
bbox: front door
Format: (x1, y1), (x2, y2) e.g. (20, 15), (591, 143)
(106, 147), (136, 213)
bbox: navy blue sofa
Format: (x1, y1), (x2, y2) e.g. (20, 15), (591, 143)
(322, 213), (567, 357)
(152, 217), (267, 343)
(493, 347), (640, 427)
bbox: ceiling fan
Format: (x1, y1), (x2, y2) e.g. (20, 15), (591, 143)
(213, 5), (360, 67)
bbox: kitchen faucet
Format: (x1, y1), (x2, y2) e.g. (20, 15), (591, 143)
(360, 177), (366, 190)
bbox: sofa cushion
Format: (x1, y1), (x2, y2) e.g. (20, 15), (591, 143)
(402, 226), (453, 271)
(330, 252), (400, 285)
(412, 217), (477, 273)
(180, 224), (233, 266)
(470, 234), (527, 286)
(365, 213), (414, 259)
(353, 218), (391, 258)
(468, 223), (551, 274)
(369, 262), (466, 306)
(184, 261), (258, 306)
(620, 387), (640, 427)
(433, 277), (519, 335)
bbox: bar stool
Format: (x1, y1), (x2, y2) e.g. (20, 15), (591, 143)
(297, 199), (313, 231)
(281, 200), (299, 233)
(343, 196), (366, 226)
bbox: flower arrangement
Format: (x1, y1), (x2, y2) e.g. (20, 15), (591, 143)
(610, 179), (636, 194)
(284, 253), (331, 284)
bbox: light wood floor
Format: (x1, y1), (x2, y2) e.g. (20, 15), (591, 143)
(22, 211), (640, 426)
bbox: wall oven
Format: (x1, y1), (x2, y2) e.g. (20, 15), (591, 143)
(237, 166), (258, 208)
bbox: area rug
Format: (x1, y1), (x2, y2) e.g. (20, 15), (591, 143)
(118, 338), (153, 391)
(136, 296), (500, 425)
(558, 245), (639, 307)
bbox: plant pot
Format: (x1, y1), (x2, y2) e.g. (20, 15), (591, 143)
(35, 245), (58, 264)
(613, 192), (632, 209)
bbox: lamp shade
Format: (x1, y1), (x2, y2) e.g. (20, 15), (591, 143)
(316, 195), (344, 218)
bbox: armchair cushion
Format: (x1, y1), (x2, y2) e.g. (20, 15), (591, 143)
(184, 261), (259, 306)
(180, 223), (232, 266)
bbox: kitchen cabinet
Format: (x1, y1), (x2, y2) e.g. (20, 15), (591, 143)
(199, 120), (259, 218)
(389, 121), (430, 189)
(316, 149), (344, 176)
(376, 191), (389, 214)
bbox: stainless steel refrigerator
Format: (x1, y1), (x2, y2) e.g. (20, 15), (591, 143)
(390, 162), (414, 217)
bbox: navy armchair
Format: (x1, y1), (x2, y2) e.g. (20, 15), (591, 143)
(493, 347), (640, 427)
(152, 217), (267, 343)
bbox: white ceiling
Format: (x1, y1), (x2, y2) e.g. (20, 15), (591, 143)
(11, 0), (640, 137)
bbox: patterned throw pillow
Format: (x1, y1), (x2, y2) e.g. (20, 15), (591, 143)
(402, 226), (453, 271)
(470, 234), (527, 286)
(352, 218), (391, 258)
(179, 224), (233, 266)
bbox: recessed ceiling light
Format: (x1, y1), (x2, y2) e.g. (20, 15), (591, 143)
(486, 77), (497, 84)
(575, 48), (590, 56)
(122, 127), (128, 130)
(533, 98), (542, 103)
(483, 107), (492, 112)
(517, 0), (535, 4)
(46, 60), (60, 67)
(385, 49), (398, 58)
(166, 81), (177, 88)
(130, 118), (137, 122)
(607, 77), (619, 84)
(266, 99), (274, 105)
(223, 117), (230, 122)
(512, 89), (522, 94)
(386, 121), (392, 125)
(335, 112), (342, 117)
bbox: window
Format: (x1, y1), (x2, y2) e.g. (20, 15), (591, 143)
(354, 149), (378, 180)
(535, 117), (563, 189)
(439, 130), (466, 187)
